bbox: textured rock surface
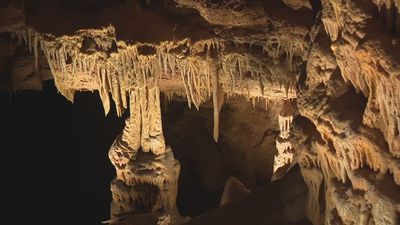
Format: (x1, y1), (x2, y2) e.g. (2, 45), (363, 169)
(295, 0), (400, 224)
(2, 0), (400, 224)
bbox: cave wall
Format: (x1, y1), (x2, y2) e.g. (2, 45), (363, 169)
(296, 0), (400, 224)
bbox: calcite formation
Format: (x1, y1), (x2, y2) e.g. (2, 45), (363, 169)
(274, 100), (295, 173)
(2, 2), (297, 223)
(3, 0), (400, 224)
(10, 24), (295, 131)
(295, 0), (400, 224)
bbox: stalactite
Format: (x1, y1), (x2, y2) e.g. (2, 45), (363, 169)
(252, 97), (256, 108)
(21, 30), (27, 46)
(168, 54), (176, 78)
(27, 29), (32, 53)
(212, 58), (220, 142)
(180, 65), (192, 108)
(186, 65), (197, 108)
(100, 66), (111, 115)
(33, 34), (39, 71)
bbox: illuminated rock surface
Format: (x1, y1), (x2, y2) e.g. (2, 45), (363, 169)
(2, 0), (400, 224)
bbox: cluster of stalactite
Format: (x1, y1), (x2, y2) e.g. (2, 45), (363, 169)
(11, 21), (306, 224)
(296, 121), (400, 225)
(322, 0), (400, 156)
(12, 24), (299, 143)
(373, 0), (400, 34)
(296, 88), (400, 225)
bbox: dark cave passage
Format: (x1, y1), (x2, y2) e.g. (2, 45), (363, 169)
(162, 100), (226, 217)
(0, 81), (124, 225)
(162, 97), (278, 218)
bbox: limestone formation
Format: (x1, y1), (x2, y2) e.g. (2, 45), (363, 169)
(274, 99), (296, 173)
(292, 0), (400, 224)
(3, 0), (400, 225)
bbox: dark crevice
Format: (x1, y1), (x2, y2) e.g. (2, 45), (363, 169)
(328, 84), (368, 129)
(294, 115), (325, 145)
(310, 0), (322, 19)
